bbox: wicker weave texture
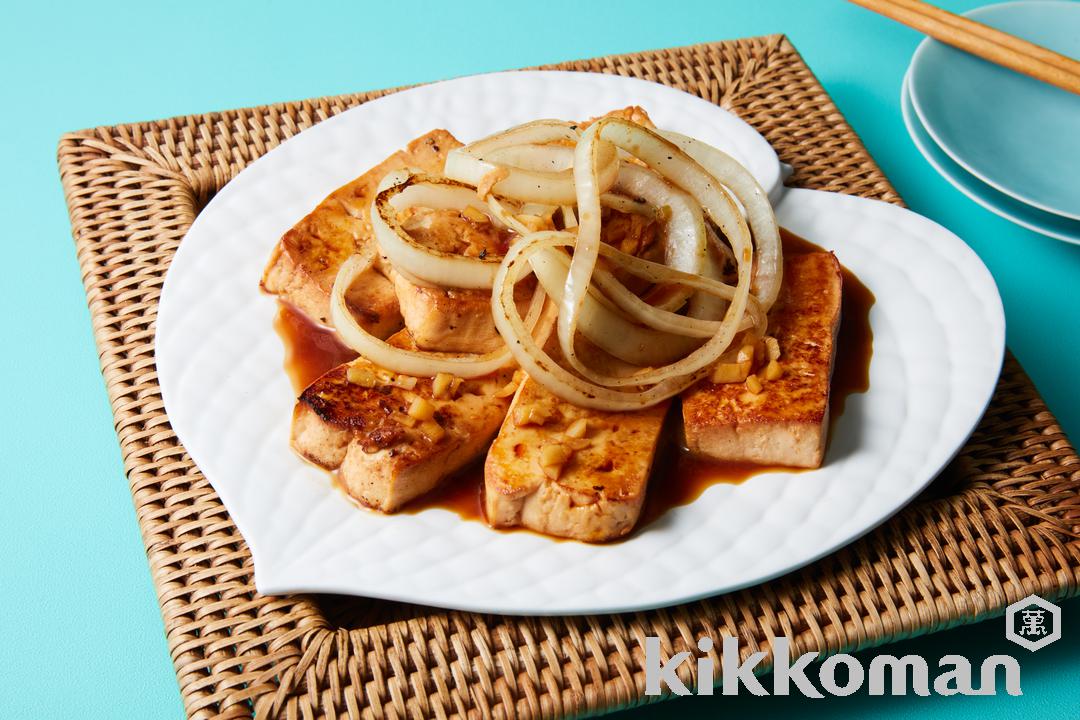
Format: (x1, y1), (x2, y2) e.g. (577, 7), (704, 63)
(57, 35), (1079, 720)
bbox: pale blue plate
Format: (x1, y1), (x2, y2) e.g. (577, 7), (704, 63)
(908, 1), (1080, 221)
(902, 72), (1080, 244)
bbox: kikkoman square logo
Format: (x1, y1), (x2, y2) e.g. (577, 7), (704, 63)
(1005, 594), (1061, 652)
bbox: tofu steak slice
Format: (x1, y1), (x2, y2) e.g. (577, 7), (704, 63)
(293, 339), (514, 512)
(682, 252), (843, 468)
(390, 266), (540, 354)
(261, 129), (462, 331)
(389, 206), (541, 353)
(485, 377), (670, 542)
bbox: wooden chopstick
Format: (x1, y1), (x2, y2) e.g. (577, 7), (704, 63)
(889, 0), (1080, 76)
(849, 0), (1080, 95)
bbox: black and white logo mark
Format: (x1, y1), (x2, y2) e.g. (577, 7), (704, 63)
(1005, 594), (1061, 652)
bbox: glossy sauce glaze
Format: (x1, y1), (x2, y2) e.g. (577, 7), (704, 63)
(403, 463), (487, 521)
(274, 228), (875, 534)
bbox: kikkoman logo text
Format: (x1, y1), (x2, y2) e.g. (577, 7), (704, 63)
(643, 594), (1061, 698)
(644, 636), (1021, 697)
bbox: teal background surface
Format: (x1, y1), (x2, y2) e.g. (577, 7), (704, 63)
(1, 0), (1077, 717)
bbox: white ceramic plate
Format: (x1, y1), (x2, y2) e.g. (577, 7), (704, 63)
(157, 71), (1004, 616)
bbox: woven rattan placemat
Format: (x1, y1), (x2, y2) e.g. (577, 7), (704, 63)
(58, 35), (1079, 719)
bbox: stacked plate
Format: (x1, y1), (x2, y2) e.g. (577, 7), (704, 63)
(902, 0), (1080, 245)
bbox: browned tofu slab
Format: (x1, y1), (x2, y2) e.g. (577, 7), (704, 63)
(389, 270), (503, 353)
(260, 129), (462, 330)
(485, 377), (670, 542)
(292, 335), (513, 512)
(681, 252), (843, 468)
(390, 268), (540, 355)
(387, 205), (521, 352)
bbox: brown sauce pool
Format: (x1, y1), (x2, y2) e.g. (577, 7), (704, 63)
(404, 463), (488, 521)
(274, 228), (875, 536)
(274, 303), (357, 393)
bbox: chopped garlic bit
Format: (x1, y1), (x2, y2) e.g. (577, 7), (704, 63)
(711, 336), (774, 384)
(763, 359), (783, 381)
(419, 419), (445, 442)
(387, 373), (418, 390)
(461, 205), (489, 223)
(738, 342), (757, 365)
(407, 396), (437, 422)
(514, 399), (554, 427)
(432, 372), (454, 399)
(745, 374), (763, 395)
(346, 364), (418, 390)
(564, 418), (588, 439)
(711, 344), (755, 384)
(541, 444), (572, 466)
(540, 443), (573, 479)
(710, 359), (750, 384)
(346, 365), (377, 387)
(764, 336), (781, 363)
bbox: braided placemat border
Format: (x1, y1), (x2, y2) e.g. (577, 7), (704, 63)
(57, 35), (1079, 719)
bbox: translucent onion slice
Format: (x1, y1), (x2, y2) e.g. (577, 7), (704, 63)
(445, 120), (620, 204)
(660, 130), (783, 311)
(391, 264), (443, 289)
(613, 163), (706, 275)
(529, 248), (700, 366)
(586, 250), (762, 339)
(486, 143), (574, 172)
(530, 246), (763, 365)
(332, 248), (544, 378)
(371, 172), (503, 289)
(558, 121), (607, 370)
(599, 193), (654, 217)
(457, 119), (580, 154)
(560, 205), (578, 228)
(493, 232), (708, 410)
(542, 244), (758, 335)
(536, 243), (761, 390)
(556, 118), (754, 391)
(484, 195), (532, 236)
(519, 202), (558, 218)
(688, 235), (728, 321)
(389, 175), (507, 226)
(607, 163), (708, 312)
(493, 168), (705, 322)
